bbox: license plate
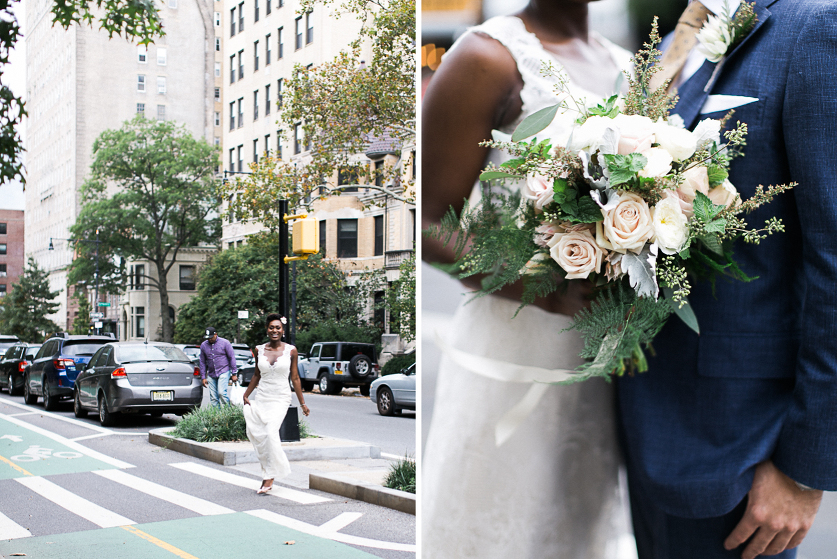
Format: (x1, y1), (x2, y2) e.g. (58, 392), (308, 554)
(151, 391), (174, 402)
(334, 370), (344, 375)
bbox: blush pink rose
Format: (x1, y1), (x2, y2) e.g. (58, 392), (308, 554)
(599, 192), (654, 253)
(548, 228), (605, 279)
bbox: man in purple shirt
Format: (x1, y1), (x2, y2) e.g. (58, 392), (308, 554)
(199, 327), (238, 407)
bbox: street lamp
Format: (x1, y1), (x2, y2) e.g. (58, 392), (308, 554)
(49, 229), (102, 333)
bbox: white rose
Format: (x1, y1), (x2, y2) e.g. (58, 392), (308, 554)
(652, 196), (689, 255)
(638, 147), (673, 178)
(696, 13), (732, 64)
(524, 174), (554, 211)
(548, 228), (604, 279)
(612, 114), (656, 155)
(567, 116), (615, 154)
(693, 118), (722, 150)
(600, 192), (654, 254)
(708, 178), (740, 208)
(654, 121), (698, 162)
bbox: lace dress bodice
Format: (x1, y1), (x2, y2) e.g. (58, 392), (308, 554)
(255, 343), (293, 400)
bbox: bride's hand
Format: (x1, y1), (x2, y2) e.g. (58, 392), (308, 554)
(301, 403), (310, 416)
(243, 394), (250, 406)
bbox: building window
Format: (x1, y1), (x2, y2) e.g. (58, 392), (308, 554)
(294, 123), (302, 154)
(374, 215), (384, 255)
(134, 264), (145, 289)
(214, 62), (221, 78)
(214, 87), (221, 101)
(179, 266), (196, 290)
(229, 148), (235, 172)
(306, 11), (313, 44)
(266, 0), (271, 15)
(0, 264), (6, 277)
(253, 138), (259, 163)
(264, 84), (271, 115)
(254, 0), (259, 21)
(295, 17), (302, 50)
(0, 224), (6, 235)
(277, 27), (283, 59)
(157, 76), (167, 95)
(214, 111), (221, 126)
(265, 34), (271, 65)
(253, 90), (259, 120)
(238, 49), (244, 79)
(137, 74), (146, 92)
(264, 134), (270, 154)
(157, 47), (167, 66)
(237, 145), (243, 172)
(238, 1), (244, 33)
(137, 103), (145, 114)
(374, 291), (385, 328)
(229, 101), (235, 130)
(157, 104), (166, 121)
(337, 219), (358, 258)
(375, 160), (384, 187)
(277, 78), (283, 109)
(237, 97), (243, 128)
(230, 55), (235, 83)
(137, 45), (147, 63)
(278, 0), (283, 7)
(319, 220), (326, 254)
(230, 7), (236, 36)
(338, 168), (358, 192)
(276, 130), (282, 159)
(254, 41), (260, 71)
(135, 307), (145, 338)
(0, 285), (6, 298)
(215, 37), (221, 52)
(410, 208), (416, 243)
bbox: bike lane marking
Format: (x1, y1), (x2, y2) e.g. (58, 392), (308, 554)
(169, 461), (331, 504)
(16, 476), (136, 527)
(0, 510), (31, 540)
(0, 397), (113, 434)
(0, 512), (385, 558)
(0, 413), (132, 478)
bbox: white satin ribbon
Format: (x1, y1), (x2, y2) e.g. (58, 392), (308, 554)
(436, 333), (580, 447)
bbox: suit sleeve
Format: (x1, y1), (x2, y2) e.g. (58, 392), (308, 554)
(772, 2), (837, 490)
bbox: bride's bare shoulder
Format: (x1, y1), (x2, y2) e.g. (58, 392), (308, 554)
(438, 31), (520, 86)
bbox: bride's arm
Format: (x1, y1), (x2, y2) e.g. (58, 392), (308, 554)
(288, 348), (309, 416)
(422, 33), (592, 316)
(242, 348), (260, 405)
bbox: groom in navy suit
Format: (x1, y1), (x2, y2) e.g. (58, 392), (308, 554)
(617, 1), (837, 558)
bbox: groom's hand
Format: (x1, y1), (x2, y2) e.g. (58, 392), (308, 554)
(724, 460), (822, 559)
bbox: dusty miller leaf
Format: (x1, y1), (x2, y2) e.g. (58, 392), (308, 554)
(621, 248), (658, 299)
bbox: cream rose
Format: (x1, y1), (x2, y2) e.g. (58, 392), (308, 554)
(613, 114), (656, 155)
(708, 178), (740, 208)
(652, 196), (689, 255)
(548, 228), (605, 279)
(599, 192), (654, 253)
(678, 165), (711, 201)
(654, 121), (698, 162)
(638, 147), (674, 178)
(524, 174), (554, 211)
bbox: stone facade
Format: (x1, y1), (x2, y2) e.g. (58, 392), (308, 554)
(0, 210), (25, 300)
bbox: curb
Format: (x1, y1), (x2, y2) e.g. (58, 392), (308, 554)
(309, 472), (416, 515)
(148, 428), (381, 466)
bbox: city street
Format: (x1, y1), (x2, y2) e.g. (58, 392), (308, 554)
(0, 388), (415, 559)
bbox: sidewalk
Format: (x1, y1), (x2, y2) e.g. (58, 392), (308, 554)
(149, 428), (416, 515)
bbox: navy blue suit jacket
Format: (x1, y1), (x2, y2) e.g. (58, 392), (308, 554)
(617, 0), (837, 518)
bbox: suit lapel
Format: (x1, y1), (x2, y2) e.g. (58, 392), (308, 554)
(673, 3), (773, 129)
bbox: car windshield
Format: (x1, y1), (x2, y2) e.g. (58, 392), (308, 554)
(339, 344), (375, 362)
(25, 346), (41, 359)
(234, 349), (252, 362)
(182, 347), (200, 358)
(116, 345), (190, 363)
(63, 342), (107, 357)
(0, 342), (17, 353)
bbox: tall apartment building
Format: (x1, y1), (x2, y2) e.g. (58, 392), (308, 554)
(221, 0), (416, 349)
(0, 210), (25, 300)
(25, 0), (218, 331)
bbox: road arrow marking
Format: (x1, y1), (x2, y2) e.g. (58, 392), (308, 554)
(0, 435), (22, 442)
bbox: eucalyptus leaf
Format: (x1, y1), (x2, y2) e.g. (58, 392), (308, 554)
(663, 287), (700, 334)
(511, 104), (560, 142)
(479, 170), (520, 181)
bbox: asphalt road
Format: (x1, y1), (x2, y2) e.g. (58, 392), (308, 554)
(422, 262), (837, 559)
(0, 390), (415, 559)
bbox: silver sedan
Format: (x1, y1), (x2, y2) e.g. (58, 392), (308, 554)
(370, 363), (416, 416)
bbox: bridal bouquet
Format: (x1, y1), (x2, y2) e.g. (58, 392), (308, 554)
(430, 22), (794, 382)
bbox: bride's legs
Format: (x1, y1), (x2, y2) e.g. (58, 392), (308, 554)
(258, 478), (274, 494)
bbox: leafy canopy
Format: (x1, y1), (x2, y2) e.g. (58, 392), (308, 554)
(0, 257), (60, 342)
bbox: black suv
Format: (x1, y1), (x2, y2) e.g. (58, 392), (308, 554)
(0, 342), (41, 396)
(299, 342), (380, 395)
(24, 333), (115, 410)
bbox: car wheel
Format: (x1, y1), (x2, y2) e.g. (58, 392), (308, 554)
(23, 375), (37, 405)
(43, 384), (58, 411)
(377, 386), (395, 416)
(359, 384), (370, 397)
(98, 395), (117, 427)
(348, 355), (373, 379)
(319, 373), (342, 395)
(301, 380), (315, 392)
(73, 389), (88, 418)
(9, 381), (22, 397)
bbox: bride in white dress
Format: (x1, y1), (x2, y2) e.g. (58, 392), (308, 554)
(422, 2), (634, 557)
(242, 313), (310, 494)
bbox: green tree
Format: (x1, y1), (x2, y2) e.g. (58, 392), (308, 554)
(387, 248), (415, 343)
(0, 257), (60, 341)
(69, 116), (221, 342)
(1, 0), (164, 186)
(70, 288), (91, 335)
(223, 0), (416, 229)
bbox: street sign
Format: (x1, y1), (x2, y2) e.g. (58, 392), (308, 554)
(94, 321), (103, 328)
(91, 312), (104, 319)
(238, 310), (249, 319)
(97, 302), (111, 307)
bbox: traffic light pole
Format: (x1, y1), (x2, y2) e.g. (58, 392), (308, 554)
(279, 199), (289, 321)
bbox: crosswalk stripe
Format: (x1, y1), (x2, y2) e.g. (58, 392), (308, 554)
(0, 510), (31, 540)
(319, 512), (363, 532)
(16, 477), (135, 528)
(246, 509), (417, 552)
(169, 462), (331, 504)
(93, 469), (234, 516)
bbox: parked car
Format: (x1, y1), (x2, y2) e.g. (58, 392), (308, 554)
(73, 341), (202, 426)
(234, 344), (258, 386)
(370, 363), (416, 416)
(0, 342), (41, 396)
(24, 333), (115, 410)
(0, 335), (20, 356)
(174, 344), (201, 366)
(299, 342), (380, 395)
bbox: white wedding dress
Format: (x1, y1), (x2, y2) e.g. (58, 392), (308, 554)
(422, 17), (634, 559)
(244, 343), (293, 480)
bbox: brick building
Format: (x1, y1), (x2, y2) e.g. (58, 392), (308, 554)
(0, 210), (25, 298)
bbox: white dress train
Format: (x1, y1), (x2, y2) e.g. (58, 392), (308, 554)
(422, 16), (634, 559)
(243, 343), (293, 480)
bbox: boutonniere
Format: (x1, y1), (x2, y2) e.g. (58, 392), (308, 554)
(696, 1), (758, 63)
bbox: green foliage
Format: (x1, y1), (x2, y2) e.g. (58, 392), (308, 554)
(386, 250), (415, 343)
(587, 94), (620, 119)
(0, 258), (60, 342)
(381, 351), (414, 376)
(70, 289), (92, 335)
(603, 153), (648, 186)
(51, 0), (165, 45)
(511, 104), (560, 142)
(69, 116), (221, 342)
(0, 0), (25, 186)
(383, 456), (415, 494)
(298, 419), (315, 439)
(170, 404), (248, 442)
(623, 17), (677, 120)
